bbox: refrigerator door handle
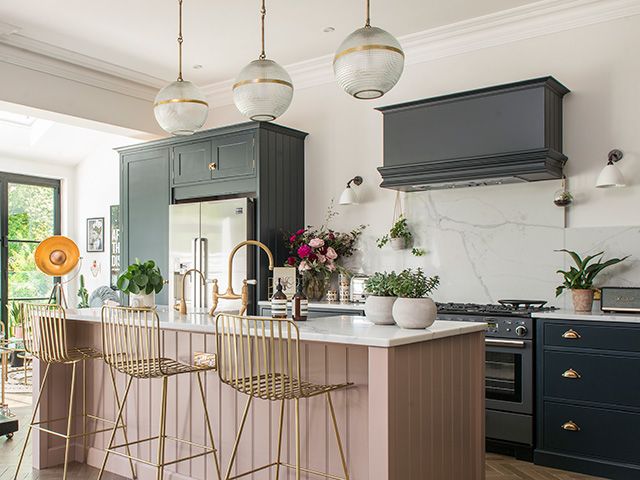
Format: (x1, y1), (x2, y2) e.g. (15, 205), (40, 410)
(192, 237), (200, 308)
(200, 237), (208, 308)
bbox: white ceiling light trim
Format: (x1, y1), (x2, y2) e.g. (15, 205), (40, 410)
(1, 0), (639, 107)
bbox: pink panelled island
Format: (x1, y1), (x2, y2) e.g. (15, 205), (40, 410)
(31, 308), (486, 480)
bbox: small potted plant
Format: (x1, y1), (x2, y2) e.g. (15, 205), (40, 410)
(117, 259), (164, 307)
(364, 272), (398, 325)
(7, 301), (23, 339)
(392, 268), (440, 329)
(556, 249), (628, 312)
(77, 274), (90, 308)
(377, 215), (412, 251)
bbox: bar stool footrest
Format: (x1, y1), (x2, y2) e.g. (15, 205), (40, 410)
(107, 434), (217, 468)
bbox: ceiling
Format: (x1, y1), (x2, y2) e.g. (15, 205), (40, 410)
(0, 0), (540, 86)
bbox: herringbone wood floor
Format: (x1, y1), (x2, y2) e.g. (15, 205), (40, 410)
(0, 393), (605, 480)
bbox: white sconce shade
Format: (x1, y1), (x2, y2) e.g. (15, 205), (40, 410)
(596, 149), (626, 188)
(339, 176), (363, 205)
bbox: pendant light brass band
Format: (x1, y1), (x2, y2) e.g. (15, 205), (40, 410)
(334, 44), (405, 63)
(154, 98), (210, 107)
(232, 78), (293, 90)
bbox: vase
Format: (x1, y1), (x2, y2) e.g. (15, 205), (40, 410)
(303, 273), (329, 302)
(365, 296), (397, 325)
(392, 297), (437, 329)
(390, 237), (406, 250)
(571, 289), (594, 312)
(130, 292), (156, 308)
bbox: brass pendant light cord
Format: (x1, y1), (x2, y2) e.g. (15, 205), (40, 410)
(177, 0), (184, 81)
(259, 0), (267, 59)
(365, 0), (371, 27)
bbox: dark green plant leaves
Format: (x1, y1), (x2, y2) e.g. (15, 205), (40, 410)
(116, 259), (164, 296)
(555, 249), (629, 296)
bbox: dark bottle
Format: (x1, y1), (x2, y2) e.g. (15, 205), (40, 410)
(292, 281), (308, 321)
(271, 278), (288, 319)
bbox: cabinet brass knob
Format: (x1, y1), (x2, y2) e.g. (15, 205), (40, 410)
(562, 368), (581, 379)
(208, 162), (217, 171)
(561, 421), (580, 432)
(562, 329), (581, 339)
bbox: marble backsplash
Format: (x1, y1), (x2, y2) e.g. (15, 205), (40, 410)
(345, 181), (639, 308)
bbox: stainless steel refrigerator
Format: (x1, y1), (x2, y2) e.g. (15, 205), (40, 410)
(168, 198), (254, 312)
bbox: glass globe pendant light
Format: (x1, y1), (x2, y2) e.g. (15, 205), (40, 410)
(334, 0), (405, 99)
(233, 0), (293, 121)
(154, 0), (208, 136)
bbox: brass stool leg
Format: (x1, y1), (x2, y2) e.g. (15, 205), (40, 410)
(108, 366), (137, 479)
(14, 363), (51, 480)
(97, 376), (133, 480)
(62, 362), (78, 480)
(327, 392), (350, 480)
(295, 398), (301, 480)
(156, 376), (169, 480)
(274, 398), (285, 480)
(83, 359), (87, 463)
(196, 372), (221, 480)
(224, 395), (253, 480)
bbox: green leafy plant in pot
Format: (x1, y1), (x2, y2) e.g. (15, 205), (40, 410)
(556, 249), (628, 312)
(7, 301), (23, 339)
(117, 259), (164, 308)
(364, 272), (398, 325)
(392, 269), (440, 329)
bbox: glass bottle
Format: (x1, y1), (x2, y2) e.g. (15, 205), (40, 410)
(292, 281), (308, 321)
(271, 278), (288, 319)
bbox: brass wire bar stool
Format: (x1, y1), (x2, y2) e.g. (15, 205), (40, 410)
(97, 305), (221, 480)
(215, 313), (352, 480)
(14, 303), (136, 480)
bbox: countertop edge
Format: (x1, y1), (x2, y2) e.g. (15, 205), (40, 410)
(532, 310), (640, 324)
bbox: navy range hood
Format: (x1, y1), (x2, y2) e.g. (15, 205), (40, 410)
(376, 77), (570, 191)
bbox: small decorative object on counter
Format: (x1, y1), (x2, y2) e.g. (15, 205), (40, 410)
(292, 282), (308, 321)
(271, 278), (288, 318)
(555, 249), (629, 312)
(392, 269), (440, 329)
(339, 273), (351, 303)
(553, 176), (573, 207)
(326, 289), (338, 303)
(364, 271), (398, 325)
(117, 259), (164, 308)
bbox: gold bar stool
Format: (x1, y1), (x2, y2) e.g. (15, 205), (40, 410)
(97, 306), (221, 480)
(216, 313), (352, 480)
(14, 303), (136, 480)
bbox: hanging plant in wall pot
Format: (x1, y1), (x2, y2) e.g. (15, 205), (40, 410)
(391, 269), (440, 329)
(555, 249), (629, 313)
(364, 272), (398, 325)
(377, 215), (412, 251)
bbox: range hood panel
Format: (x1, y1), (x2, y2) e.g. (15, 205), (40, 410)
(377, 77), (569, 191)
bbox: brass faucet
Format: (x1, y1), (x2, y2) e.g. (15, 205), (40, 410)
(209, 240), (274, 316)
(177, 268), (206, 315)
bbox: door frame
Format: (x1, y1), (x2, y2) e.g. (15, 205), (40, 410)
(0, 173), (61, 328)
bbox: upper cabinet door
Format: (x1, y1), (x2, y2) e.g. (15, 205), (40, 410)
(172, 140), (213, 185)
(211, 132), (256, 180)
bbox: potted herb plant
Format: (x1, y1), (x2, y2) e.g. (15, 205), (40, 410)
(377, 215), (412, 251)
(117, 259), (165, 307)
(556, 249), (629, 312)
(392, 268), (440, 329)
(364, 272), (398, 325)
(7, 301), (23, 339)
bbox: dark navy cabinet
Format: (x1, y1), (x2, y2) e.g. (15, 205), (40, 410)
(117, 122), (307, 305)
(535, 318), (640, 479)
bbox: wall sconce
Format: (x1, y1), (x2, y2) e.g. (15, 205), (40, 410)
(339, 176), (363, 205)
(596, 149), (626, 188)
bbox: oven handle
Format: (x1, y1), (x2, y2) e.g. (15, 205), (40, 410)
(485, 338), (527, 348)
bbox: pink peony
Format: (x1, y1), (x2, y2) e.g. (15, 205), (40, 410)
(309, 238), (324, 248)
(327, 261), (336, 272)
(289, 235), (297, 243)
(317, 254), (326, 263)
(325, 247), (338, 260)
(296, 229), (305, 235)
(297, 244), (312, 259)
(298, 261), (311, 272)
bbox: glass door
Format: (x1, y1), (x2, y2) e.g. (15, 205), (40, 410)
(1, 174), (60, 330)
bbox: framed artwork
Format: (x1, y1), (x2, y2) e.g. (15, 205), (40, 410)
(110, 205), (121, 287)
(273, 266), (297, 299)
(86, 217), (105, 253)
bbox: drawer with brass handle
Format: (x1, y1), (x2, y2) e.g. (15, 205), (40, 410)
(561, 420), (580, 431)
(544, 351), (640, 408)
(544, 322), (640, 352)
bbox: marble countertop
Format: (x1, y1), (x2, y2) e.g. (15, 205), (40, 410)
(532, 309), (640, 324)
(257, 300), (365, 311)
(64, 307), (486, 348)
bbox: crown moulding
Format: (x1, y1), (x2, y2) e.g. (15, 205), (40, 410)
(1, 0), (639, 106)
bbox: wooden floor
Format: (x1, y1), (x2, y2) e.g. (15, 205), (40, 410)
(0, 393), (605, 480)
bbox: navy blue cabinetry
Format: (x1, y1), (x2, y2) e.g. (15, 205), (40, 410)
(535, 319), (640, 479)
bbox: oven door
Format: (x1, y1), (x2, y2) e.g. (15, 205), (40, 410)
(484, 338), (533, 415)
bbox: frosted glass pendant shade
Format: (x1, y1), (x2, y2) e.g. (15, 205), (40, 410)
(334, 26), (404, 99)
(233, 59), (293, 121)
(154, 80), (209, 136)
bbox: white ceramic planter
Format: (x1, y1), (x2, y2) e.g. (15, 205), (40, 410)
(390, 237), (406, 250)
(130, 292), (155, 308)
(392, 297), (437, 329)
(364, 296), (397, 325)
